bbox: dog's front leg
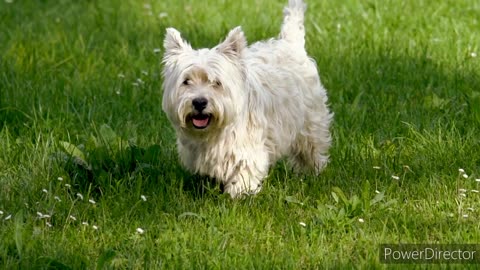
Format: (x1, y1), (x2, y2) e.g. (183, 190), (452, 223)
(223, 158), (267, 199)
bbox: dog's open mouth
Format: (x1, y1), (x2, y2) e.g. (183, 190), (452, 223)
(191, 114), (211, 129)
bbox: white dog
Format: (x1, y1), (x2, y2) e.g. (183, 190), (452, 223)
(162, 0), (332, 198)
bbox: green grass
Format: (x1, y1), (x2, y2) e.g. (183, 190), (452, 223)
(1, 0), (480, 268)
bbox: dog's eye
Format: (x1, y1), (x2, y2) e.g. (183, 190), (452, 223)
(182, 79), (191, 85)
(214, 80), (222, 87)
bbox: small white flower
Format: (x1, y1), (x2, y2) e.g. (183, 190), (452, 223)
(54, 196), (61, 202)
(137, 78), (144, 84)
(37, 212), (44, 217)
(136, 228), (145, 234)
(471, 190), (479, 193)
(476, 179), (480, 182)
(358, 218), (365, 223)
(82, 222), (89, 226)
(141, 70), (148, 76)
(459, 168), (465, 173)
(92, 225), (99, 230)
(391, 175), (400, 180)
(141, 195), (147, 201)
(65, 184), (71, 188)
(373, 166), (381, 170)
(471, 52), (477, 58)
(76, 193), (84, 200)
(467, 207), (474, 212)
(42, 214), (51, 219)
(463, 214), (469, 218)
(153, 48), (161, 54)
(299, 222), (306, 227)
(448, 213), (454, 217)
(462, 173), (469, 179)
(116, 90), (121, 95)
(46, 222), (52, 227)
(458, 188), (467, 193)
(158, 12), (168, 19)
(0, 210), (3, 215)
(69, 215), (77, 221)
(459, 193), (467, 198)
(118, 73), (125, 78)
(88, 199), (96, 205)
(5, 215), (12, 220)
(375, 190), (380, 194)
(57, 177), (63, 181)
(42, 189), (48, 194)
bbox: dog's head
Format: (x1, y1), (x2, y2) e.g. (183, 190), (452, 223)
(161, 27), (247, 137)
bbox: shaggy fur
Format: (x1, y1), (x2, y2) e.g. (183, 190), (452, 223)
(162, 0), (333, 198)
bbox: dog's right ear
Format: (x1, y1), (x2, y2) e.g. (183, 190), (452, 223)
(164, 28), (191, 56)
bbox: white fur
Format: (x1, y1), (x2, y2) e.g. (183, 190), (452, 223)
(162, 0), (333, 198)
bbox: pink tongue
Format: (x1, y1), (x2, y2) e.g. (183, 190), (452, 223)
(193, 117), (209, 128)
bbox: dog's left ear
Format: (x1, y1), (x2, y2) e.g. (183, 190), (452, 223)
(164, 28), (191, 56)
(217, 27), (247, 58)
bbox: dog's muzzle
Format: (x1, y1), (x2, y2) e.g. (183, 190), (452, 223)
(190, 97), (211, 129)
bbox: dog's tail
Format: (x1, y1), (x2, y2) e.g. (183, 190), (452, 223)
(280, 0), (306, 48)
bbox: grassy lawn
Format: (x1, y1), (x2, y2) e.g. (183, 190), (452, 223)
(1, 0), (480, 268)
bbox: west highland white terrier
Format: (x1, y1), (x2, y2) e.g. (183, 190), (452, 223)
(162, 0), (333, 198)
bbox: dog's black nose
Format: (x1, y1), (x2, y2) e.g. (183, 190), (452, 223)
(192, 97), (208, 111)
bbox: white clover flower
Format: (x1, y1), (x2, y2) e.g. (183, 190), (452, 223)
(459, 168), (465, 173)
(88, 199), (96, 205)
(141, 195), (147, 201)
(92, 225), (99, 230)
(459, 193), (467, 198)
(463, 214), (469, 218)
(46, 222), (52, 227)
(462, 174), (469, 179)
(82, 222), (89, 226)
(471, 190), (479, 193)
(57, 177), (63, 181)
(375, 190), (380, 194)
(42, 189), (48, 194)
(69, 215), (77, 221)
(299, 222), (306, 227)
(65, 184), (71, 188)
(471, 52), (477, 58)
(391, 175), (400, 180)
(158, 12), (168, 19)
(136, 228), (145, 234)
(37, 212), (43, 217)
(358, 218), (365, 223)
(458, 188), (467, 193)
(54, 196), (61, 202)
(373, 166), (381, 170)
(0, 210), (3, 215)
(476, 179), (480, 183)
(76, 193), (84, 200)
(5, 215), (12, 220)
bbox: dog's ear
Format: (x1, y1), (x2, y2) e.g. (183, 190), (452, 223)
(217, 26), (247, 58)
(164, 28), (191, 55)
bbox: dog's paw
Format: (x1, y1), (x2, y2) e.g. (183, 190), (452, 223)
(224, 180), (262, 199)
